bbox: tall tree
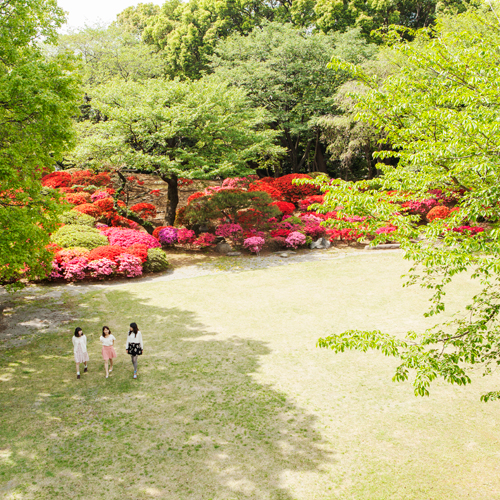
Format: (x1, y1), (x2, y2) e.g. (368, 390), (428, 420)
(316, 6), (500, 401)
(0, 0), (80, 289)
(211, 23), (377, 174)
(71, 77), (283, 224)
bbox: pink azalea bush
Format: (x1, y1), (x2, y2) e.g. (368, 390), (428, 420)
(101, 227), (161, 248)
(177, 228), (196, 244)
(194, 233), (217, 248)
(86, 258), (117, 278)
(116, 254), (143, 277)
(91, 190), (112, 202)
(215, 223), (243, 238)
(243, 236), (265, 254)
(285, 231), (306, 249)
(158, 226), (178, 245)
(375, 225), (397, 235)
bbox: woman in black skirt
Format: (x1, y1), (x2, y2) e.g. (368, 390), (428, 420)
(126, 322), (144, 379)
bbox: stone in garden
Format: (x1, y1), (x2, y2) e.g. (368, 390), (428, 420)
(280, 253), (289, 258)
(227, 252), (241, 256)
(215, 242), (232, 255)
(310, 237), (331, 249)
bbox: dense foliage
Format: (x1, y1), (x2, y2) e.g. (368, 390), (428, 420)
(317, 7), (500, 401)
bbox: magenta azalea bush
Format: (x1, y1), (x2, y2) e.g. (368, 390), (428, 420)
(101, 227), (161, 249)
(215, 223), (243, 238)
(285, 231), (306, 249)
(158, 226), (178, 245)
(243, 236), (265, 254)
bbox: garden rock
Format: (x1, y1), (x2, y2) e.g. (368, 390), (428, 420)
(280, 253), (289, 258)
(227, 252), (241, 257)
(215, 242), (232, 255)
(310, 237), (331, 250)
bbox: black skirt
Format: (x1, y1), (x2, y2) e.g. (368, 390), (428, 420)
(128, 342), (143, 356)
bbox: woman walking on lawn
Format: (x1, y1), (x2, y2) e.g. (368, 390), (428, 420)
(100, 326), (117, 379)
(126, 322), (144, 379)
(73, 327), (89, 379)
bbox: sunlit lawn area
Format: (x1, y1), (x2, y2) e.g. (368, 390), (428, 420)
(1, 252), (499, 499)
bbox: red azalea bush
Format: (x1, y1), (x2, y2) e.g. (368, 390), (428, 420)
(94, 197), (115, 213)
(274, 174), (319, 204)
(124, 243), (149, 263)
(327, 227), (363, 241)
(178, 178), (194, 187)
(248, 181), (283, 200)
(87, 245), (125, 262)
(71, 170), (112, 187)
(401, 198), (438, 216)
(65, 193), (92, 205)
(41, 171), (72, 188)
(73, 203), (103, 218)
(187, 192), (205, 205)
(130, 202), (156, 219)
(194, 232), (217, 248)
(427, 206), (451, 222)
(110, 215), (139, 229)
(177, 228), (196, 244)
(272, 201), (295, 216)
(299, 195), (325, 211)
(450, 225), (484, 235)
(101, 227), (161, 248)
(238, 208), (266, 229)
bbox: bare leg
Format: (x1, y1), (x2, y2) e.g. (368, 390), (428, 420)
(109, 358), (113, 370)
(104, 360), (109, 377)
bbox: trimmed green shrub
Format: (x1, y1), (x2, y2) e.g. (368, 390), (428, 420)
(143, 248), (169, 273)
(59, 211), (96, 227)
(51, 225), (108, 249)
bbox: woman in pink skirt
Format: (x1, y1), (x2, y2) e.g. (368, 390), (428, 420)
(73, 327), (89, 379)
(100, 326), (117, 379)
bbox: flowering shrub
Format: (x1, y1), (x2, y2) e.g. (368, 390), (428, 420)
(59, 211), (95, 227)
(272, 201), (295, 216)
(41, 171), (72, 188)
(304, 222), (326, 238)
(271, 228), (291, 238)
(450, 225), (484, 235)
(274, 174), (318, 204)
(215, 223), (243, 238)
(343, 215), (367, 223)
(401, 198), (438, 215)
(327, 227), (363, 241)
(143, 248), (170, 272)
(375, 225), (397, 235)
(110, 215), (139, 229)
(86, 258), (117, 279)
(177, 228), (196, 244)
(427, 206), (451, 222)
(153, 226), (166, 239)
(71, 170), (112, 187)
(187, 191), (205, 205)
(116, 254), (143, 277)
(248, 181), (282, 200)
(130, 202), (156, 219)
(178, 178), (194, 187)
(73, 203), (103, 218)
(54, 247), (90, 263)
(158, 226), (178, 245)
(299, 195), (325, 211)
(65, 193), (91, 205)
(285, 231), (306, 249)
(125, 243), (149, 263)
(194, 232), (217, 248)
(101, 228), (161, 249)
(91, 190), (112, 202)
(87, 245), (125, 262)
(238, 208), (265, 228)
(222, 176), (258, 189)
(243, 236), (265, 254)
(52, 225), (108, 249)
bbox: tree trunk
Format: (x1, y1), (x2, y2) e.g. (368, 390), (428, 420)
(283, 128), (299, 172)
(365, 143), (375, 179)
(314, 131), (327, 173)
(162, 174), (179, 226)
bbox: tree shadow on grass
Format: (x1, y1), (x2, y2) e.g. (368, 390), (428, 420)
(0, 288), (335, 499)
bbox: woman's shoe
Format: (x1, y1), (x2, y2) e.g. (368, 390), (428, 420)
(106, 375), (109, 379)
(77, 374), (80, 379)
(84, 367), (88, 373)
(109, 367), (113, 373)
(133, 373), (137, 379)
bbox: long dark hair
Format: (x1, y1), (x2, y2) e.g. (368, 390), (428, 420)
(74, 327), (83, 337)
(102, 326), (111, 337)
(129, 322), (138, 337)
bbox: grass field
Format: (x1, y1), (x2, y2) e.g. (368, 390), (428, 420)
(1, 252), (500, 499)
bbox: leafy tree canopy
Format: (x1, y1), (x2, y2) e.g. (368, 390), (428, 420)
(211, 23), (378, 174)
(71, 77), (284, 224)
(315, 5), (500, 401)
(0, 0), (81, 289)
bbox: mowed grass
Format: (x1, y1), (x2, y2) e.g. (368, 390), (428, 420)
(1, 252), (500, 499)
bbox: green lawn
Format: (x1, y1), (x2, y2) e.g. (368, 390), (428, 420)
(1, 252), (499, 499)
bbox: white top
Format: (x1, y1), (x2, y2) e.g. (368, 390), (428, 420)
(100, 334), (116, 347)
(72, 335), (87, 353)
(126, 330), (144, 349)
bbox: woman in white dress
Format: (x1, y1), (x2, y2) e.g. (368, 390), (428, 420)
(72, 327), (89, 379)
